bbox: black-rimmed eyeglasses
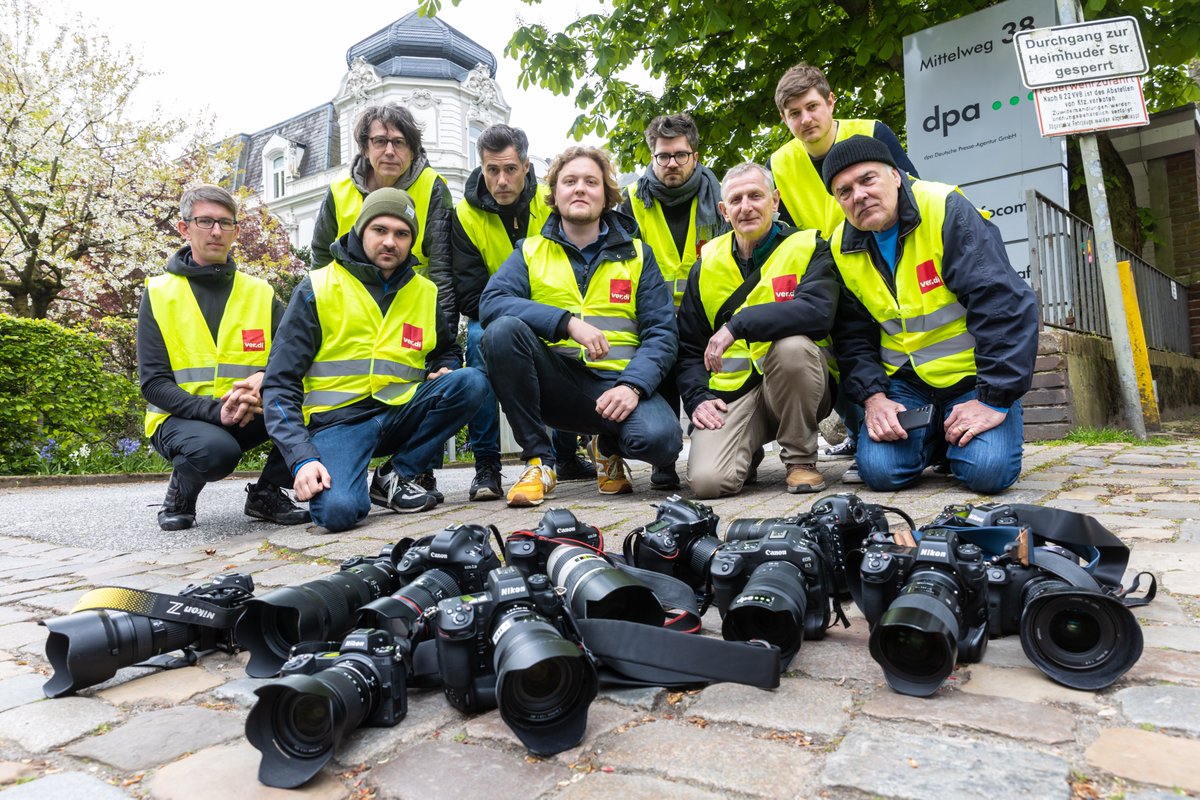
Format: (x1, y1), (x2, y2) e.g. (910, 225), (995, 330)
(653, 151), (694, 166)
(185, 216), (238, 231)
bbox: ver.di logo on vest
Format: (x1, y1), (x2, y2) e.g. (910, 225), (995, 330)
(916, 260), (944, 293)
(401, 323), (424, 350)
(771, 275), (797, 302)
(609, 279), (632, 304)
(242, 329), (265, 351)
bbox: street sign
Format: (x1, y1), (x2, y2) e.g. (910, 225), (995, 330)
(1034, 77), (1149, 136)
(1014, 16), (1147, 89)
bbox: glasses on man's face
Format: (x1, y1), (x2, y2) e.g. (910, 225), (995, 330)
(369, 136), (409, 151)
(653, 151), (694, 166)
(185, 216), (238, 231)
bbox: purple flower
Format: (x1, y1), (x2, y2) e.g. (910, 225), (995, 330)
(38, 438), (58, 461)
(116, 437), (140, 456)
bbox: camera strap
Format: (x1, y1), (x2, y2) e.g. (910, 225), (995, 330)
(71, 586), (243, 629)
(576, 618), (780, 689)
(610, 559), (705, 632)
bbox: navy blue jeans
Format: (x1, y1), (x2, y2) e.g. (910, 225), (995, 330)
(482, 315), (681, 466)
(855, 378), (1024, 495)
(465, 319), (502, 463)
(307, 368), (486, 531)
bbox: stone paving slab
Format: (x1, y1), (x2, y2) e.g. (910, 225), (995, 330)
(1085, 728), (1200, 794)
(145, 741), (347, 800)
(0, 772), (134, 799)
(0, 696), (120, 753)
(1114, 685), (1200, 735)
(95, 664), (227, 706)
(66, 706), (243, 770)
(687, 676), (852, 737)
(0, 674), (47, 713)
(959, 663), (1104, 706)
(553, 771), (726, 800)
(859, 687), (1077, 743)
(368, 740), (566, 800)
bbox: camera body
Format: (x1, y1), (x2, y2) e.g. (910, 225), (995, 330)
(710, 522), (832, 643)
(278, 628), (407, 728)
(630, 496), (722, 590)
(805, 493), (889, 596)
(504, 508), (602, 578)
(396, 524), (500, 594)
(927, 502), (1019, 530)
(435, 567), (570, 714)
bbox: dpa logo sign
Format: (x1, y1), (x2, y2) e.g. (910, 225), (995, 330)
(923, 102), (981, 137)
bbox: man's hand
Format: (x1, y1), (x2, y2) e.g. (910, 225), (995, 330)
(863, 392), (910, 442)
(691, 398), (728, 430)
(704, 325), (736, 373)
(220, 371), (265, 427)
(294, 461), (331, 501)
(596, 384), (639, 422)
(427, 366), (451, 380)
(566, 317), (610, 361)
(944, 399), (1006, 447)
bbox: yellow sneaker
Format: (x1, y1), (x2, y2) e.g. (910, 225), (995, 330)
(588, 438), (632, 495)
(506, 459), (557, 507)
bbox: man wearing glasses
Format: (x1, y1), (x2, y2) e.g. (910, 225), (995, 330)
(620, 112), (729, 490)
(138, 185), (310, 531)
(310, 104), (455, 501)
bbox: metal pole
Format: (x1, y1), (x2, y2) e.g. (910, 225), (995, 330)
(1056, 0), (1147, 439)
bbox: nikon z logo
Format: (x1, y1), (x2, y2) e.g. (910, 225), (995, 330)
(166, 601), (216, 621)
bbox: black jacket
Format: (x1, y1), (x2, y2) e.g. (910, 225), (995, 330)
(137, 247), (284, 426)
(450, 167), (542, 321)
(479, 210), (678, 397)
(262, 232), (462, 472)
(676, 226), (838, 416)
(831, 179), (1038, 409)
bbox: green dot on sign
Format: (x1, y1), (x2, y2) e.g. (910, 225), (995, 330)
(992, 100), (1002, 110)
(1009, 96), (1020, 106)
(1027, 91), (1034, 100)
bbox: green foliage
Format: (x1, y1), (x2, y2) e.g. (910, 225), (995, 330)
(0, 314), (140, 474)
(1044, 426), (1173, 446)
(421, 0), (1200, 173)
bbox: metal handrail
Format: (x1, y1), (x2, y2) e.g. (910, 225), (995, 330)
(1026, 189), (1192, 355)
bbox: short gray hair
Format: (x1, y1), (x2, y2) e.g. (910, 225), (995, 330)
(180, 184), (237, 219)
(477, 124), (529, 162)
(721, 162), (775, 196)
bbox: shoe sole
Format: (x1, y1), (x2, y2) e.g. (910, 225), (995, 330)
(787, 481), (827, 494)
(598, 484), (633, 495)
(244, 508), (312, 525)
(842, 476), (864, 484)
(650, 483), (681, 491)
(158, 519), (195, 531)
(368, 491), (437, 513)
(470, 488), (502, 501)
(506, 492), (545, 507)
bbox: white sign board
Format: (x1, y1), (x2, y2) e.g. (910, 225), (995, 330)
(1014, 17), (1147, 88)
(1034, 77), (1149, 136)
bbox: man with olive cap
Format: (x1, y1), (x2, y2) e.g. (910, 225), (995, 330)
(821, 135), (1037, 494)
(264, 188), (485, 532)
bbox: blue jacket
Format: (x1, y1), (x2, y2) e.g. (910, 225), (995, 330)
(479, 210), (678, 396)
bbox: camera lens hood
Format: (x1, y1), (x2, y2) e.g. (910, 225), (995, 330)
(1020, 586), (1143, 690)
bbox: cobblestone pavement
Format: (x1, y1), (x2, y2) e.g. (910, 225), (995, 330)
(1, 437), (1198, 799)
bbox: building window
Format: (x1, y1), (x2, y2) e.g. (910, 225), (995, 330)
(271, 155), (286, 200)
(468, 123), (484, 171)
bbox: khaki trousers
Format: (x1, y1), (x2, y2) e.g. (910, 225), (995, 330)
(687, 336), (831, 499)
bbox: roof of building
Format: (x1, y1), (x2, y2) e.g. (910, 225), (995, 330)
(232, 103), (340, 193)
(346, 10), (496, 81)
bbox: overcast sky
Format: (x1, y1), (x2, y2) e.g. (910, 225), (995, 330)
(47, 0), (620, 159)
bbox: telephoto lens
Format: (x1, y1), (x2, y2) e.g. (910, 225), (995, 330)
(545, 545), (665, 626)
(355, 568), (463, 639)
(246, 629), (408, 788)
(237, 554), (401, 678)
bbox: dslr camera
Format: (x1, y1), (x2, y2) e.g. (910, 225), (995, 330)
(435, 566), (598, 756)
(710, 519), (834, 664)
(623, 496), (723, 594)
(805, 492), (892, 596)
(246, 628), (408, 788)
(504, 508), (602, 577)
(858, 527), (989, 696)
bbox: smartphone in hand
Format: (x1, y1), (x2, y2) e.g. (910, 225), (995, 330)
(895, 403), (934, 431)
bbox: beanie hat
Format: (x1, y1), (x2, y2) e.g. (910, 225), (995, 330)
(353, 187), (420, 241)
(821, 135), (898, 194)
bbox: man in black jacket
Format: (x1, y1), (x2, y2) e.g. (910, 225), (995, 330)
(138, 185), (309, 531)
(450, 124), (595, 500)
(264, 189), (485, 532)
(677, 163), (836, 499)
(822, 136), (1037, 494)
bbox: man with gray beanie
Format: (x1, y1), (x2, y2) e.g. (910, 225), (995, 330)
(822, 134), (1037, 495)
(264, 188), (485, 532)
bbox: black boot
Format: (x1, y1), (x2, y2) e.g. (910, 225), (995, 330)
(158, 470), (202, 531)
(244, 482), (311, 525)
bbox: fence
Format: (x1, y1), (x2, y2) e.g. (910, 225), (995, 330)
(1026, 189), (1192, 356)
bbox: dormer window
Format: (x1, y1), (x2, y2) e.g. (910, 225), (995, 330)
(271, 155), (286, 199)
(262, 134), (305, 202)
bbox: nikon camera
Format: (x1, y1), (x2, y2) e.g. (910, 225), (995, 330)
(435, 566), (598, 756)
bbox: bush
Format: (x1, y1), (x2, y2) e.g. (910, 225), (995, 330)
(0, 315), (141, 474)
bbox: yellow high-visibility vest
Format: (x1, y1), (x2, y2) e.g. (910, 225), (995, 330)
(455, 188), (553, 274)
(770, 118), (878, 237)
(628, 179), (699, 306)
(329, 167), (442, 275)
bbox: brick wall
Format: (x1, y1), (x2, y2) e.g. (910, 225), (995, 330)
(1192, 282), (1200, 356)
(1165, 146), (1200, 286)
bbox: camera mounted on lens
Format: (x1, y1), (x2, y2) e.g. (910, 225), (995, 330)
(504, 508), (603, 578)
(622, 495), (722, 603)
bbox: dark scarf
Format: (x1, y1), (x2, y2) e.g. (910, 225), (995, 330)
(634, 163), (723, 238)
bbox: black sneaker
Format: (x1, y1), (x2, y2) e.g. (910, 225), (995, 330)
(370, 468), (437, 514)
(556, 454), (597, 482)
(650, 463), (681, 490)
(821, 438), (857, 459)
(158, 470), (202, 531)
(244, 483), (311, 525)
(469, 461), (503, 502)
(414, 471), (444, 504)
(745, 447), (766, 486)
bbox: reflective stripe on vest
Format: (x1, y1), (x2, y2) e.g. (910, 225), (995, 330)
(770, 118), (877, 238)
(829, 179), (977, 387)
(330, 167), (442, 277)
(697, 229), (825, 393)
(455, 188), (553, 275)
(523, 235), (644, 372)
(301, 263), (438, 424)
(143, 271), (274, 437)
(628, 179), (699, 307)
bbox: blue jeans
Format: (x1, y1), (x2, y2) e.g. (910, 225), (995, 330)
(307, 368), (486, 531)
(831, 377), (863, 447)
(855, 378), (1024, 495)
(465, 319), (501, 463)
